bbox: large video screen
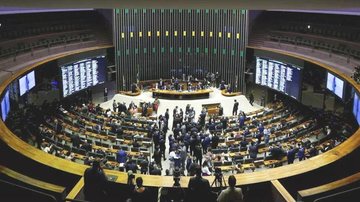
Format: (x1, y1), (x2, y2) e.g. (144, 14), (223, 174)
(19, 70), (36, 96)
(353, 93), (360, 124)
(61, 55), (106, 97)
(255, 57), (302, 100)
(1, 89), (10, 121)
(326, 72), (344, 99)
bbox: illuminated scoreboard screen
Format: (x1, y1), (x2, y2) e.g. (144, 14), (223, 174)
(255, 57), (302, 100)
(61, 55), (106, 97)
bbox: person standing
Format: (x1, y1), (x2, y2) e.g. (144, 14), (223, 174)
(233, 100), (239, 116)
(287, 146), (296, 164)
(83, 159), (108, 202)
(159, 137), (166, 161)
(112, 100), (117, 112)
(152, 147), (162, 169)
(217, 175), (244, 202)
(153, 97), (160, 114)
(298, 144), (306, 161)
(211, 133), (220, 149)
(131, 177), (148, 202)
(249, 91), (255, 106)
(218, 105), (224, 116)
(187, 166), (212, 201)
(165, 108), (170, 121)
(215, 72), (221, 87)
(248, 142), (258, 160)
(104, 87), (108, 102)
(194, 143), (203, 165)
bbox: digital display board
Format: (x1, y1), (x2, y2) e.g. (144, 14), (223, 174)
(255, 57), (302, 100)
(326, 72), (344, 99)
(19, 70), (36, 96)
(61, 55), (106, 97)
(1, 89), (10, 121)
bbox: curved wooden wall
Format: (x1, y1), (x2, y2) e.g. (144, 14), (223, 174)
(0, 45), (359, 189)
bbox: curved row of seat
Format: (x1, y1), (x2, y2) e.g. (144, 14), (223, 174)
(0, 11), (108, 62)
(19, 96), (345, 176)
(0, 42), (359, 202)
(268, 33), (360, 60)
(0, 32), (96, 59)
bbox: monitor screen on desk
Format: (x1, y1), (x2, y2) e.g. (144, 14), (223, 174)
(326, 72), (344, 99)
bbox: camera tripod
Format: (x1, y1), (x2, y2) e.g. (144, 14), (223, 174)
(211, 174), (227, 188)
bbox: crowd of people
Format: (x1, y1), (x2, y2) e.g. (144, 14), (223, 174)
(3, 84), (354, 202)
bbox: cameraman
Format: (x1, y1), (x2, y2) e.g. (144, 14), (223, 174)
(173, 167), (181, 187)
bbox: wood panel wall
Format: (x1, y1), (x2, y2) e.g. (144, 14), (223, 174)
(114, 9), (248, 92)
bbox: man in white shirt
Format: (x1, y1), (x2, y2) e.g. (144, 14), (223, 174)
(217, 175), (244, 202)
(169, 149), (176, 174)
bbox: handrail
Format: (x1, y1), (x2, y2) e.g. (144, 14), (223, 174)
(0, 45), (360, 188)
(271, 180), (296, 202)
(298, 171), (360, 199)
(313, 186), (360, 202)
(65, 177), (84, 201)
(65, 199), (90, 202)
(0, 165), (66, 194)
(0, 178), (57, 202)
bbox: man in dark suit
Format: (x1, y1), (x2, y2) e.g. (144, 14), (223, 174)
(54, 119), (63, 134)
(233, 100), (239, 116)
(165, 108), (170, 121)
(104, 87), (108, 101)
(249, 142), (259, 159)
(84, 159), (108, 202)
(211, 134), (220, 149)
(249, 91), (255, 106)
(287, 146), (296, 164)
(131, 83), (137, 93)
(71, 132), (81, 148)
(187, 165), (212, 201)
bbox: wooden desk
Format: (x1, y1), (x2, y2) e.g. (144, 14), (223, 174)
(2, 45), (360, 190)
(152, 89), (213, 100)
(216, 165), (234, 172)
(119, 89), (141, 96)
(221, 89), (242, 96)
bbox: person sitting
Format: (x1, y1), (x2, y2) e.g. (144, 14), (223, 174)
(201, 161), (211, 176)
(125, 159), (138, 173)
(83, 159), (108, 202)
(187, 165), (212, 201)
(150, 164), (161, 175)
(227, 83), (232, 93)
(131, 177), (148, 202)
(219, 80), (226, 90)
(217, 175), (244, 202)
